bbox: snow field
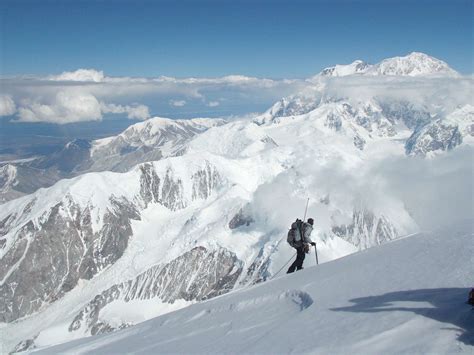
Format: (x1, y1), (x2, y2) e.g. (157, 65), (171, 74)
(35, 220), (473, 354)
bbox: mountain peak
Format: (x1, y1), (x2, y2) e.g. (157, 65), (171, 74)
(369, 52), (458, 77)
(319, 60), (371, 77)
(315, 52), (458, 78)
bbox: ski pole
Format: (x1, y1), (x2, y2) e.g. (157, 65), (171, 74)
(272, 253), (296, 279)
(303, 197), (309, 221)
(314, 243), (319, 265)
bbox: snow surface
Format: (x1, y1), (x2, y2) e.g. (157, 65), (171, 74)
(33, 220), (474, 354)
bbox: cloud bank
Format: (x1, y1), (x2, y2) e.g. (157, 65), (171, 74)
(0, 69), (305, 124)
(250, 145), (473, 239)
(1, 68), (473, 124)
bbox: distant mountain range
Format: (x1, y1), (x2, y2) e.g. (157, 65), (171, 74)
(0, 118), (225, 203)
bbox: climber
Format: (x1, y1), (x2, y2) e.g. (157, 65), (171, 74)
(287, 218), (316, 273)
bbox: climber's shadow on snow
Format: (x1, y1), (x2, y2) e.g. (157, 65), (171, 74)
(331, 288), (473, 345)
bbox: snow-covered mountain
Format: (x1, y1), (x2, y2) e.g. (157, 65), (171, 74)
(0, 52), (465, 204)
(315, 52), (458, 77)
(87, 117), (226, 172)
(0, 117), (225, 203)
(320, 60), (371, 77)
(256, 96), (473, 156)
(1, 116), (419, 352)
(0, 52), (472, 353)
(368, 52), (459, 77)
(405, 105), (474, 156)
(32, 220), (474, 354)
(0, 163), (64, 204)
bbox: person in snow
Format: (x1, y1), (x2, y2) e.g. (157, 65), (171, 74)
(287, 218), (316, 273)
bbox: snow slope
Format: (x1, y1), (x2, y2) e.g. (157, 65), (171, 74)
(34, 220), (474, 354)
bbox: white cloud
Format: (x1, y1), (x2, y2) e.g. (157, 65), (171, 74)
(126, 104), (150, 120)
(50, 69), (105, 82)
(0, 95), (16, 116)
(250, 145), (472, 239)
(169, 99), (187, 107)
(367, 146), (473, 230)
(101, 102), (150, 120)
(1, 70), (305, 124)
(318, 75), (474, 113)
(13, 89), (150, 124)
(17, 91), (102, 124)
(207, 101), (220, 107)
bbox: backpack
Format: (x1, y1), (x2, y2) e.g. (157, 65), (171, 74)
(287, 219), (303, 247)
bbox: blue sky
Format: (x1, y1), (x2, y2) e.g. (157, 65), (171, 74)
(1, 0), (472, 78)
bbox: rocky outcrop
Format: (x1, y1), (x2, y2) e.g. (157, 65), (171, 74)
(379, 101), (431, 130)
(239, 247), (271, 286)
(406, 120), (463, 156)
(0, 196), (140, 323)
(68, 246), (243, 336)
(139, 163), (186, 210)
(192, 162), (222, 200)
(332, 209), (399, 250)
(0, 159), (224, 323)
(228, 208), (254, 229)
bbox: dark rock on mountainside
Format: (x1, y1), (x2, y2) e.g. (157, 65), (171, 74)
(405, 120), (463, 156)
(332, 209), (398, 250)
(0, 197), (140, 323)
(229, 208), (254, 229)
(68, 247), (243, 336)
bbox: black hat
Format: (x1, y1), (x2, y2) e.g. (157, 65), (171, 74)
(308, 218), (314, 225)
